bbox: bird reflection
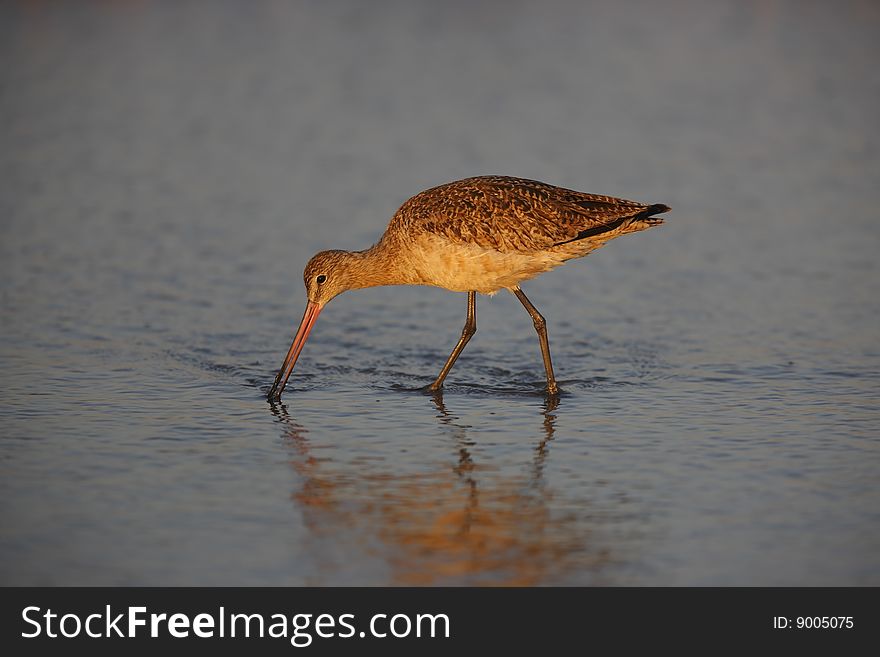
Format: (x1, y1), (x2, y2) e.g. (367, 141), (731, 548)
(270, 392), (610, 585)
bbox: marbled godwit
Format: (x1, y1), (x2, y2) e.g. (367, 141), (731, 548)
(268, 175), (669, 400)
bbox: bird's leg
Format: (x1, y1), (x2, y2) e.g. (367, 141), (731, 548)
(428, 291), (477, 391)
(512, 287), (559, 396)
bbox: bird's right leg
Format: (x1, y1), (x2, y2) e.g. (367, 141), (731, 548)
(512, 286), (559, 396)
(428, 291), (476, 391)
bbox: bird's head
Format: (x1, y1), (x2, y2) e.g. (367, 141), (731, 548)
(302, 249), (361, 308)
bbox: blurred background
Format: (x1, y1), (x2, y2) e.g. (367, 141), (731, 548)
(1, 1), (878, 585)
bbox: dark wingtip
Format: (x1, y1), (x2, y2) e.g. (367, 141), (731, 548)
(645, 203), (671, 216)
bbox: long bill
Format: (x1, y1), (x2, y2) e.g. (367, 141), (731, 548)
(267, 301), (322, 401)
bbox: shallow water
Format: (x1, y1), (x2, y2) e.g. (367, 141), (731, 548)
(1, 1), (878, 585)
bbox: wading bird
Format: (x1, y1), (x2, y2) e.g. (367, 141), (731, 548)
(268, 176), (668, 400)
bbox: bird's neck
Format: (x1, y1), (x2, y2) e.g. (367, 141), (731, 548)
(343, 238), (417, 289)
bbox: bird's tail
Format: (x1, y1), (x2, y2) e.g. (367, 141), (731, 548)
(631, 203), (670, 228)
(555, 202), (671, 247)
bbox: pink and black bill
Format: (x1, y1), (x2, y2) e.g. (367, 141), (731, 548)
(267, 301), (322, 401)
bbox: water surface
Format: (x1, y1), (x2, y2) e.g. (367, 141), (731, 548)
(1, 1), (878, 585)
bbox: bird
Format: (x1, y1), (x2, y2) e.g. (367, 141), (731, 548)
(267, 175), (669, 401)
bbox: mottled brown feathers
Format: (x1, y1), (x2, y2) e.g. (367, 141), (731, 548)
(300, 176), (669, 301)
(387, 176), (669, 253)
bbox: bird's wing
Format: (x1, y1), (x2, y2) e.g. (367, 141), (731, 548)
(391, 176), (654, 253)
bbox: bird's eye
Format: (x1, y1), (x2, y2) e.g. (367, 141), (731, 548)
(316, 275), (327, 284)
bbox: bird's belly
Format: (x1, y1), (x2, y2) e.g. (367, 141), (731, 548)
(410, 235), (566, 294)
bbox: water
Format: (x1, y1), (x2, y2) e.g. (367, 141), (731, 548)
(1, 1), (878, 585)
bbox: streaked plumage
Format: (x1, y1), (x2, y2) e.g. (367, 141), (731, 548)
(391, 175), (665, 252)
(268, 176), (669, 400)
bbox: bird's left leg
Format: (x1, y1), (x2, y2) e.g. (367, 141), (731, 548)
(428, 291), (476, 392)
(511, 287), (559, 396)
